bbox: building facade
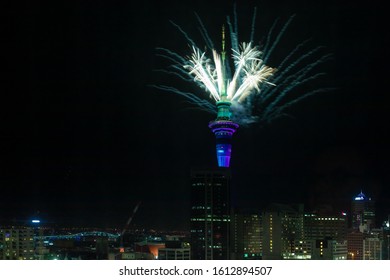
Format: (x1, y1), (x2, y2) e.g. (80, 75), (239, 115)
(347, 231), (364, 260)
(158, 240), (191, 260)
(0, 227), (35, 260)
(363, 236), (382, 260)
(190, 168), (231, 260)
(310, 239), (347, 260)
(262, 204), (309, 260)
(231, 210), (262, 260)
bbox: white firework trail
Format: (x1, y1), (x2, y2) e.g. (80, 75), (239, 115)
(152, 5), (333, 125)
(183, 42), (275, 104)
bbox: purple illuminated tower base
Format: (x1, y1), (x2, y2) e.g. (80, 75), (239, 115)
(209, 101), (239, 168)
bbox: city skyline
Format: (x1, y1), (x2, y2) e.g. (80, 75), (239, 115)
(2, 0), (389, 230)
(2, 193), (389, 260)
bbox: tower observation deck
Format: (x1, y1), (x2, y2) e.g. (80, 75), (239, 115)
(209, 101), (239, 168)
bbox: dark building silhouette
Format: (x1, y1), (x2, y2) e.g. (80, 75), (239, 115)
(231, 209), (262, 260)
(190, 168), (231, 259)
(304, 211), (348, 241)
(382, 221), (390, 260)
(351, 191), (375, 232)
(158, 240), (191, 260)
(347, 231), (364, 260)
(262, 203), (309, 260)
(304, 211), (348, 260)
(95, 237), (109, 260)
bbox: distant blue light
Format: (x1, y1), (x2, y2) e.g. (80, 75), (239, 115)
(354, 191), (367, 201)
(32, 219), (40, 224)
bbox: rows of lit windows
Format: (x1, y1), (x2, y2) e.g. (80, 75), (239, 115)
(314, 217), (344, 221)
(191, 218), (230, 222)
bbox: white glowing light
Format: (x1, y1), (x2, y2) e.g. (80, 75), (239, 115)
(184, 42), (275, 103)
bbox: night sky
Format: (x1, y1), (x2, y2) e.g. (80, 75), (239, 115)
(2, 0), (389, 230)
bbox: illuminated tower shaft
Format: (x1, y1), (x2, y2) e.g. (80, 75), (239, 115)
(209, 101), (239, 168)
(208, 25), (239, 168)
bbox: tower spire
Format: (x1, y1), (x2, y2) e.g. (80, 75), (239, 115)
(222, 24), (226, 54)
(220, 24), (227, 100)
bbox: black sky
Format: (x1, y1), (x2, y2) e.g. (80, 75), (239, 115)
(1, 0), (389, 229)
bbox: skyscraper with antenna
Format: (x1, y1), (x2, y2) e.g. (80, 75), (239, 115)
(155, 7), (330, 167)
(209, 26), (239, 168)
(351, 191), (375, 232)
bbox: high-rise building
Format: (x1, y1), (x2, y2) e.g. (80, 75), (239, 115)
(347, 231), (364, 260)
(382, 218), (390, 260)
(231, 209), (262, 260)
(304, 212), (348, 241)
(304, 211), (348, 259)
(351, 191), (375, 232)
(190, 168), (231, 259)
(262, 204), (309, 260)
(310, 239), (348, 260)
(0, 227), (35, 260)
(363, 235), (382, 260)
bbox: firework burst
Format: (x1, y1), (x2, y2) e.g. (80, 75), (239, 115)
(153, 6), (332, 126)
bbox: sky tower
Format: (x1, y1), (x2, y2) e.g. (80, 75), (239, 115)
(209, 26), (239, 168)
(156, 7), (331, 168)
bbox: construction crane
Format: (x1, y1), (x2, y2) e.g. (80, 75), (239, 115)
(119, 201), (141, 253)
